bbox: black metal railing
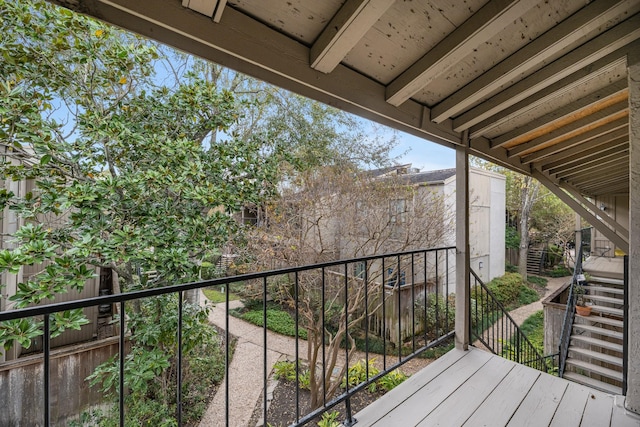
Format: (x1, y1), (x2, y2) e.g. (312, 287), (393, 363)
(470, 269), (550, 373)
(0, 247), (456, 427)
(623, 254), (629, 395)
(558, 242), (584, 378)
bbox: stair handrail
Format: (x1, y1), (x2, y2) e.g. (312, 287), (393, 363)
(470, 268), (550, 373)
(558, 242), (584, 377)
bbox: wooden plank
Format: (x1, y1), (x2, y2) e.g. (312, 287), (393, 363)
(386, 0), (535, 106)
(549, 382), (590, 427)
(507, 373), (568, 427)
(417, 356), (514, 426)
(310, 0), (395, 73)
(353, 348), (472, 425)
(580, 390), (614, 427)
(462, 362), (540, 427)
(610, 397), (640, 427)
(366, 349), (491, 426)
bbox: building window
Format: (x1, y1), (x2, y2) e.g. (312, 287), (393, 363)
(354, 261), (366, 279)
(389, 199), (406, 223)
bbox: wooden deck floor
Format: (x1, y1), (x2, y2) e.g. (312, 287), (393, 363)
(350, 347), (640, 426)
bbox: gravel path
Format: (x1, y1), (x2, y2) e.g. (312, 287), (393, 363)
(199, 276), (570, 426)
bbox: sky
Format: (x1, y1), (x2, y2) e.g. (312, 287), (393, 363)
(391, 132), (455, 172)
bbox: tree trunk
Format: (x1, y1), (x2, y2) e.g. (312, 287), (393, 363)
(517, 176), (540, 282)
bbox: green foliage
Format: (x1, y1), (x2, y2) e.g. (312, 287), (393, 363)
(505, 225), (520, 250)
(273, 360), (297, 381)
(517, 286), (539, 306)
(317, 411), (341, 427)
(341, 359), (380, 391)
(518, 310), (544, 354)
(87, 296), (225, 425)
(548, 266), (571, 277)
(240, 308), (308, 340)
(505, 262), (518, 273)
(203, 287), (241, 303)
(377, 369), (409, 392)
(527, 276), (547, 287)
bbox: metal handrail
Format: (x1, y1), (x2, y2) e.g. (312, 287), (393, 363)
(558, 243), (584, 378)
(0, 246), (456, 427)
(470, 269), (550, 373)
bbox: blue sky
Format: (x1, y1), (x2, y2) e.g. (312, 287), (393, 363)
(391, 132), (455, 171)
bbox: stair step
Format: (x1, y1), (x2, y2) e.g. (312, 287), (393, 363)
(589, 276), (624, 286)
(568, 346), (623, 367)
(563, 372), (622, 395)
(583, 295), (623, 305)
(570, 335), (623, 353)
(590, 305), (624, 317)
(575, 314), (623, 328)
(565, 358), (623, 381)
(573, 323), (623, 340)
(582, 285), (624, 295)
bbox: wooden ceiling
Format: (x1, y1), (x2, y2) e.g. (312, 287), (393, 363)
(52, 0), (639, 198)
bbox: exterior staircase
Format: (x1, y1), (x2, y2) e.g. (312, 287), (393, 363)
(526, 248), (544, 275)
(564, 276), (624, 395)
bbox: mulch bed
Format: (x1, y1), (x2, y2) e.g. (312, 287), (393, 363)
(252, 380), (384, 427)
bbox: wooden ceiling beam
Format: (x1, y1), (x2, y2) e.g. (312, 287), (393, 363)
(546, 143), (628, 175)
(491, 81), (628, 148)
(541, 136), (628, 172)
(65, 0), (462, 148)
(431, 0), (636, 124)
(310, 0), (395, 73)
(505, 103), (628, 158)
(385, 0), (534, 107)
(533, 170), (629, 252)
(452, 13), (640, 131)
(469, 54), (628, 139)
(525, 119), (628, 164)
(182, 0), (227, 22)
(564, 159), (629, 181)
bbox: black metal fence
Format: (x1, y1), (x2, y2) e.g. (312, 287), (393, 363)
(0, 247), (456, 426)
(470, 269), (550, 373)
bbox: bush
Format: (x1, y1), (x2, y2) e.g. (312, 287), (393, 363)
(517, 286), (539, 306)
(241, 308), (308, 339)
(484, 273), (523, 306)
(341, 359), (380, 391)
(527, 276), (547, 287)
(548, 266), (571, 277)
(505, 262), (518, 273)
(377, 369), (409, 392)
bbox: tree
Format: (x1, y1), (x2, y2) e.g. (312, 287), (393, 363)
(245, 166), (451, 409)
(0, 0), (283, 422)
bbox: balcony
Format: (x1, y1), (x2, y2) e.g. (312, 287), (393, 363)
(1, 247), (639, 426)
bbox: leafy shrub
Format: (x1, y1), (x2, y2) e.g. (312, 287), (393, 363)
(273, 360), (297, 381)
(517, 286), (539, 306)
(485, 273), (523, 305)
(505, 262), (518, 273)
(341, 359), (380, 390)
(318, 411), (341, 427)
(527, 276), (547, 287)
(241, 308), (308, 339)
(548, 266), (571, 277)
(377, 369), (408, 392)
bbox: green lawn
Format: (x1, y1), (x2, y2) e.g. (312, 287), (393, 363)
(202, 287), (241, 303)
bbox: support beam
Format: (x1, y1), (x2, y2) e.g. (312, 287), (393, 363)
(560, 183), (629, 238)
(385, 0), (534, 106)
(453, 14), (640, 131)
(455, 143), (470, 351)
(182, 0), (227, 22)
(71, 0), (462, 148)
(530, 126), (628, 166)
(491, 82), (628, 148)
(523, 117), (628, 164)
(310, 0), (395, 73)
(626, 50), (640, 414)
(432, 0), (636, 123)
(545, 141), (628, 174)
(506, 105), (628, 158)
(532, 169), (629, 253)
